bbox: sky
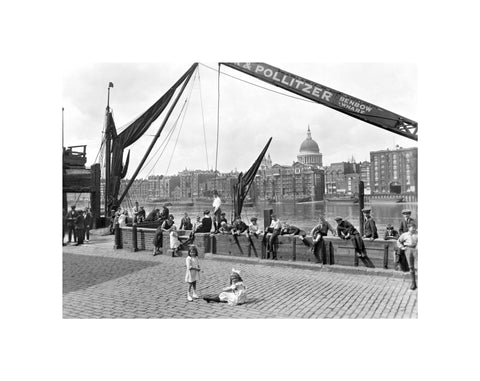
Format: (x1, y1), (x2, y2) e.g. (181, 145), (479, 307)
(62, 62), (417, 179)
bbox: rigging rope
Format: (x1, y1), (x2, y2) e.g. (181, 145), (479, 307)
(123, 74), (197, 201)
(197, 67), (210, 170)
(200, 63), (317, 105)
(215, 63), (221, 183)
(165, 96), (191, 176)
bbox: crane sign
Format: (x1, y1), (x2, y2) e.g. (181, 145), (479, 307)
(221, 62), (417, 141)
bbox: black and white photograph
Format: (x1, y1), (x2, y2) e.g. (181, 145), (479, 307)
(4, 1), (479, 380)
(62, 62), (419, 319)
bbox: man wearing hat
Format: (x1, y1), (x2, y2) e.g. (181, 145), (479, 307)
(74, 209), (85, 245)
(247, 217), (262, 238)
(397, 223), (418, 290)
(66, 205), (78, 243)
(310, 216), (336, 263)
(399, 209), (416, 235)
(219, 212), (228, 225)
(231, 216), (248, 236)
(266, 214), (282, 260)
(362, 207), (378, 241)
(335, 216), (367, 258)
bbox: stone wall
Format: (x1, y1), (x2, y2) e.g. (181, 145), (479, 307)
(120, 226), (399, 269)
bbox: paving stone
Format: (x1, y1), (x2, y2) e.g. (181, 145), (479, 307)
(63, 235), (417, 319)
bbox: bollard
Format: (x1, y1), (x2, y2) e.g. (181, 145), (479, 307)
(329, 241), (335, 265)
(114, 222), (122, 249)
(321, 240), (327, 264)
(132, 223), (138, 252)
(383, 244), (389, 269)
(292, 238), (296, 262)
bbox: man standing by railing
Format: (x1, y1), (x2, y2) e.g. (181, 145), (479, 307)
(397, 223), (418, 290)
(66, 205), (78, 244)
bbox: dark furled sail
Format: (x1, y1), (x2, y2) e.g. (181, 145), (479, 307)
(232, 137), (272, 219)
(105, 64), (197, 211)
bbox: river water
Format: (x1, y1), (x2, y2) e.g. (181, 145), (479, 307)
(72, 199), (417, 235)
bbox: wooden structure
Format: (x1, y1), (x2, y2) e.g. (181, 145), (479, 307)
(63, 145), (101, 227)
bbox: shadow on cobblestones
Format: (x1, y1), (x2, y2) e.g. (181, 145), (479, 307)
(63, 253), (159, 294)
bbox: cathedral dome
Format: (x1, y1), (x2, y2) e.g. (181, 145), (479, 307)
(299, 126), (320, 153)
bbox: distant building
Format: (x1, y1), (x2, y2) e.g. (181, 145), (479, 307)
(359, 161), (372, 195)
(254, 127), (325, 201)
(324, 160), (361, 196)
(297, 126), (323, 167)
(179, 169), (217, 198)
(206, 172), (240, 200)
(370, 146), (417, 195)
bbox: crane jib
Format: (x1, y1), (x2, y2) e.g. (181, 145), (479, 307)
(222, 62), (417, 141)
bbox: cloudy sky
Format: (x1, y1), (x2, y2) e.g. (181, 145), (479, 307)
(62, 62), (417, 178)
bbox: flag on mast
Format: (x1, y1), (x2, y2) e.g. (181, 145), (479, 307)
(109, 82), (114, 88)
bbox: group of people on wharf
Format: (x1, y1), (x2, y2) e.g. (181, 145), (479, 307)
(63, 206), (94, 246)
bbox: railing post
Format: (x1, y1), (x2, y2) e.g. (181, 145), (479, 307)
(132, 222), (138, 252)
(292, 238), (296, 262)
(114, 222), (122, 249)
(383, 244), (389, 269)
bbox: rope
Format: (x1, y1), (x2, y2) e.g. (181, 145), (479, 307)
(215, 63), (221, 183)
(165, 98), (190, 175)
(123, 75), (197, 194)
(165, 70), (197, 176)
(200, 63), (317, 105)
(197, 67), (210, 170)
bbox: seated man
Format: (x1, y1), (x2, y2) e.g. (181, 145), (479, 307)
(231, 216), (248, 236)
(335, 216), (367, 258)
(219, 212), (228, 225)
(137, 207), (146, 223)
(218, 221), (233, 234)
(180, 212), (193, 230)
(281, 222), (309, 245)
(247, 217), (262, 238)
(310, 216), (336, 263)
(266, 214), (282, 260)
(362, 207), (378, 241)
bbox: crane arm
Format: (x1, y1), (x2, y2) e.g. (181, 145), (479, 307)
(221, 62), (417, 141)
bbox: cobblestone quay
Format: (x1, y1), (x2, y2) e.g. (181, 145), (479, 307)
(63, 235), (417, 319)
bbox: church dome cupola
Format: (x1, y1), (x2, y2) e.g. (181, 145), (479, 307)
(297, 126), (322, 167)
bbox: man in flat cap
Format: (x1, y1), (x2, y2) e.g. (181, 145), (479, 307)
(335, 216), (367, 258)
(397, 223), (418, 290)
(362, 207), (378, 241)
(310, 216), (336, 264)
(247, 217), (262, 238)
(66, 205), (78, 243)
(399, 209), (416, 235)
(266, 214), (282, 260)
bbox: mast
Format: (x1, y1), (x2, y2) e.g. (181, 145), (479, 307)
(104, 82), (113, 217)
(62, 107), (64, 148)
(117, 64), (198, 205)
